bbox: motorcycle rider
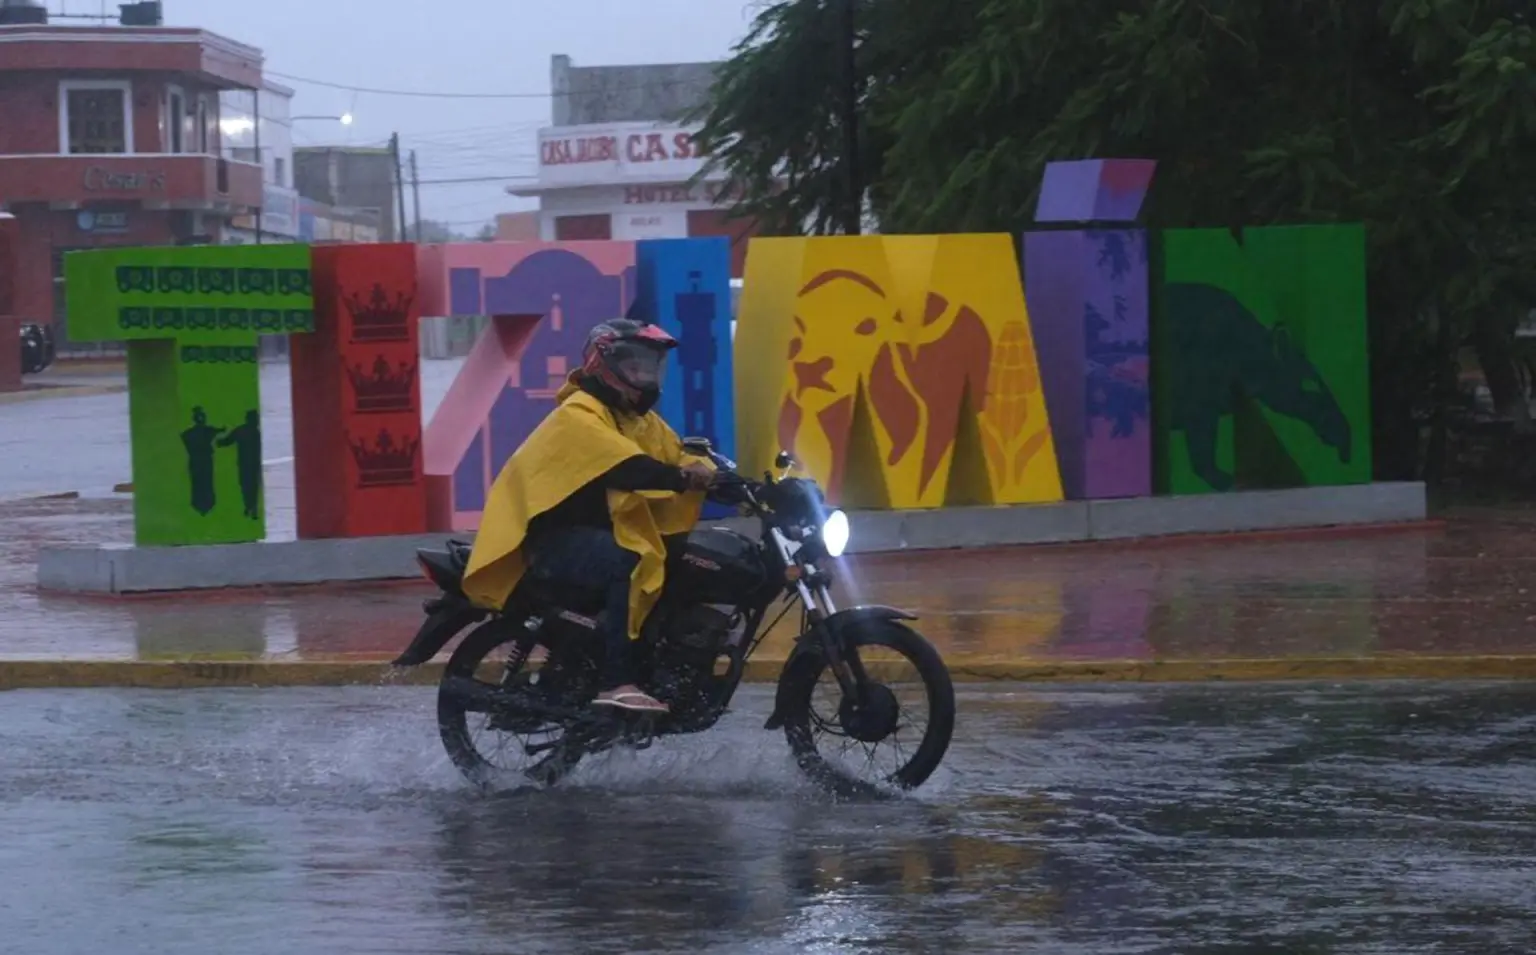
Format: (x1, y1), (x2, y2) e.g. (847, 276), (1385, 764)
(460, 319), (714, 714)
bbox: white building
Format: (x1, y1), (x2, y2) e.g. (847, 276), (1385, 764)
(218, 79), (300, 243)
(507, 119), (755, 276)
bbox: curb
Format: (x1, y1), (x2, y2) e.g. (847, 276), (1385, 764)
(0, 383), (127, 405)
(3, 655), (1535, 690)
(0, 490), (84, 506)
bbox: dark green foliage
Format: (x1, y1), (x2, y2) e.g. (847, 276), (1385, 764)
(696, 0), (1536, 479)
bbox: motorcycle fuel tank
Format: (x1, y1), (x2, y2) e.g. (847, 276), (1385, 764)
(671, 527), (765, 605)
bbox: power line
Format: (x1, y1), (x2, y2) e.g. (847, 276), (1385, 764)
(263, 69), (697, 101)
(414, 174), (539, 186)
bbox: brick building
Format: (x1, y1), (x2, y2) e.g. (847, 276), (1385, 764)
(0, 3), (265, 341)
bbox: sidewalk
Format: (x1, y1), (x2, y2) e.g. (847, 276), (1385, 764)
(2, 492), (1534, 687)
(0, 357), (464, 523)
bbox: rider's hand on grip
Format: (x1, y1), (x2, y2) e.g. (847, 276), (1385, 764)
(680, 461), (714, 491)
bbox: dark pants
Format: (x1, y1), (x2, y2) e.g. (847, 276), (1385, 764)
(527, 527), (640, 691)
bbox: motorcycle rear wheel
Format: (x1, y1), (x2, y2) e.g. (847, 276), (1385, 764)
(437, 620), (585, 788)
(778, 620), (956, 793)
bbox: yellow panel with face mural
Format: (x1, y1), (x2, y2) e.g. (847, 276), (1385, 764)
(734, 234), (1063, 509)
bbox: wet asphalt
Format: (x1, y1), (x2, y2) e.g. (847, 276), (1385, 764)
(1, 682), (1532, 954)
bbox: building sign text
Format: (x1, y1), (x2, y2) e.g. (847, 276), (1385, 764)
(542, 131), (704, 167)
(82, 167), (167, 193)
(622, 182), (745, 205)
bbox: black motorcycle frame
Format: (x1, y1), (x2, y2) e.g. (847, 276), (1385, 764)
(393, 441), (914, 741)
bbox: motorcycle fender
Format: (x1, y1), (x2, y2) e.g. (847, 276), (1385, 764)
(762, 605), (917, 730)
(391, 598), (488, 667)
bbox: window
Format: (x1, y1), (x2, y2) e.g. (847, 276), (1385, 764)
(274, 156), (286, 188)
(553, 214), (612, 240)
(197, 97), (209, 153)
(60, 81), (133, 154)
(167, 86), (185, 152)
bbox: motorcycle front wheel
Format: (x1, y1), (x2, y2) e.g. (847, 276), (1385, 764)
(777, 620), (956, 792)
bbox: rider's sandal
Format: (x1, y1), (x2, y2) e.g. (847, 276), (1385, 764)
(592, 691), (669, 714)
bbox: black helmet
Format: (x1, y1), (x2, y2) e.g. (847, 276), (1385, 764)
(580, 318), (677, 414)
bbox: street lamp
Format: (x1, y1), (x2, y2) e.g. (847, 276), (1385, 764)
(292, 114), (353, 125)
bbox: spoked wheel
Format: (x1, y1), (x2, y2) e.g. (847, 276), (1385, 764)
(779, 621), (955, 794)
(437, 620), (586, 789)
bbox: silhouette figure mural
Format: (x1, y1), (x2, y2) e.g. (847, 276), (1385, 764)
(420, 239), (734, 530)
(630, 239), (735, 455)
(64, 244), (314, 545)
(1155, 225), (1370, 494)
(1023, 159), (1155, 499)
(675, 272), (717, 437)
(217, 410), (264, 519)
(291, 243), (427, 539)
(180, 406), (225, 516)
(735, 234), (1063, 509)
(629, 238), (737, 520)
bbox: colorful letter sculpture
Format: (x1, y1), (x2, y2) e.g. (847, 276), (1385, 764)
(1024, 159), (1155, 499)
(1034, 159), (1157, 224)
(1155, 225), (1371, 494)
(0, 213), (18, 393)
(735, 235), (1063, 509)
(291, 243), (427, 538)
(631, 237), (737, 458)
(420, 239), (737, 530)
(420, 242), (636, 530)
(63, 245), (315, 545)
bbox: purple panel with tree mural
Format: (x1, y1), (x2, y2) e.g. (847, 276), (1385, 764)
(1025, 231), (1152, 499)
(1024, 160), (1155, 500)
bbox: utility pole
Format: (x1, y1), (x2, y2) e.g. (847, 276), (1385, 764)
(838, 0), (861, 235)
(388, 132), (408, 243)
(254, 87), (264, 244)
(409, 150), (423, 242)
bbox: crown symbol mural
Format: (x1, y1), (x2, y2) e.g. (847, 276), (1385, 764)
(344, 284), (414, 343)
(346, 355), (418, 414)
(348, 427), (420, 488)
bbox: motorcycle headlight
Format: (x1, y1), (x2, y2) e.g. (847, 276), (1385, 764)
(821, 509), (850, 558)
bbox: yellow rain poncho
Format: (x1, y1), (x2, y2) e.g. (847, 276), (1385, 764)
(461, 376), (708, 638)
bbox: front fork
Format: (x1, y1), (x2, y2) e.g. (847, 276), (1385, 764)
(795, 579), (875, 700)
(768, 528), (866, 700)
(773, 526), (874, 706)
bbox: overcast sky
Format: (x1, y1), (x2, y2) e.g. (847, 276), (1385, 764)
(133, 0), (756, 227)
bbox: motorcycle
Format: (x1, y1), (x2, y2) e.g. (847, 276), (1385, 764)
(19, 322), (55, 375)
(394, 440), (956, 793)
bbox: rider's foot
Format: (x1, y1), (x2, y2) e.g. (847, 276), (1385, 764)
(592, 685), (669, 713)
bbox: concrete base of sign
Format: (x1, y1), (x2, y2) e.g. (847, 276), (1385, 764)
(36, 482), (1428, 595)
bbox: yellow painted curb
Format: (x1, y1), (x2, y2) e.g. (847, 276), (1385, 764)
(2, 654), (1536, 690)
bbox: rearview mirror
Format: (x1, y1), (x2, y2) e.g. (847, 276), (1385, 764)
(775, 450), (796, 471)
(683, 437), (713, 455)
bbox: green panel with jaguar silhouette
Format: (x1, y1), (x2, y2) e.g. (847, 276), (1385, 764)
(63, 244), (315, 546)
(1153, 225), (1371, 495)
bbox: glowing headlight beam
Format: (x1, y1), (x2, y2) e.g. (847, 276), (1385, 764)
(822, 509), (850, 558)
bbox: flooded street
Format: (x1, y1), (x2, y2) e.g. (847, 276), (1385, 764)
(2, 682), (1532, 954)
